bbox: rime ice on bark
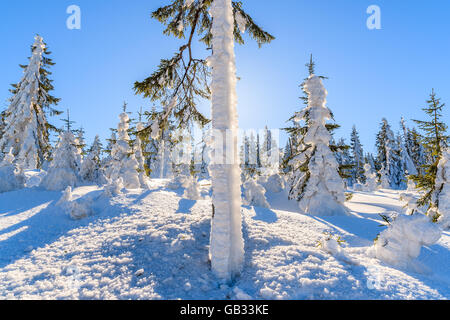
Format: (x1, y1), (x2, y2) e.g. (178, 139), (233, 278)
(435, 150), (450, 229)
(209, 0), (244, 281)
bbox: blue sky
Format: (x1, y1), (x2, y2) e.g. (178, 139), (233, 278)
(1, 0), (449, 153)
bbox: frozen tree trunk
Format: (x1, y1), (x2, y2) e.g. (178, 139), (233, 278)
(209, 0), (244, 281)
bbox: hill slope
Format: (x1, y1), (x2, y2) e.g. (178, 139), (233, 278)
(0, 179), (448, 299)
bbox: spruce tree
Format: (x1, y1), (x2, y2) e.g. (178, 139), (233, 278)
(288, 68), (347, 216)
(350, 125), (365, 184)
(410, 90), (449, 214)
(376, 118), (405, 189)
(0, 35), (61, 169)
(80, 135), (106, 184)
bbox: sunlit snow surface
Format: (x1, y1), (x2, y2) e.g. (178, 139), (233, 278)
(0, 177), (448, 299)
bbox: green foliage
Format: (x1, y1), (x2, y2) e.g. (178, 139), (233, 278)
(135, 0), (275, 140)
(410, 90), (449, 211)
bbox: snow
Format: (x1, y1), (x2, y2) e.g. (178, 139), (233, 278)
(0, 179), (449, 300)
(289, 75), (348, 216)
(40, 131), (81, 191)
(0, 150), (25, 193)
(436, 150), (450, 229)
(371, 214), (442, 271)
(243, 178), (270, 208)
(105, 113), (141, 189)
(209, 0), (244, 281)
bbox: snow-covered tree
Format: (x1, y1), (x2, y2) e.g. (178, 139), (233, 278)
(0, 149), (25, 193)
(260, 126), (279, 175)
(243, 178), (269, 208)
(40, 130), (81, 191)
(350, 125), (365, 184)
(134, 122), (150, 188)
(106, 112), (141, 189)
(0, 35), (61, 169)
(80, 135), (106, 184)
(376, 119), (405, 189)
(363, 163), (378, 191)
(435, 150), (450, 229)
(289, 75), (347, 216)
(136, 0), (273, 281)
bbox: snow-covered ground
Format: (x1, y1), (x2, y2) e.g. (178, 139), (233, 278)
(0, 178), (448, 300)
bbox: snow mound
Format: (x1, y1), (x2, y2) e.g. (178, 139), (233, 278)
(373, 214), (442, 269)
(243, 178), (270, 208)
(265, 174), (285, 193)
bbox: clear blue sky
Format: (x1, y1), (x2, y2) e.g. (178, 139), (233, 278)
(1, 0), (449, 153)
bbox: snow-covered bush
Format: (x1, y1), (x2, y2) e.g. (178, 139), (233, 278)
(167, 174), (189, 190)
(40, 131), (81, 191)
(265, 173), (285, 193)
(106, 112), (141, 189)
(243, 178), (270, 208)
(80, 135), (106, 185)
(56, 187), (94, 220)
(102, 177), (124, 198)
(373, 214), (442, 268)
(0, 150), (25, 193)
(183, 176), (201, 200)
(363, 163), (378, 191)
(353, 183), (364, 191)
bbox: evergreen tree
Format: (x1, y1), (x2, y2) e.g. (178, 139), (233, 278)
(106, 111), (141, 189)
(350, 125), (365, 184)
(40, 130), (81, 191)
(410, 90), (449, 213)
(0, 35), (61, 169)
(80, 135), (106, 184)
(134, 0), (274, 147)
(376, 118), (405, 189)
(134, 121), (150, 188)
(288, 72), (347, 216)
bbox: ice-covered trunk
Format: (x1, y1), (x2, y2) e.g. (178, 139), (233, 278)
(209, 0), (244, 281)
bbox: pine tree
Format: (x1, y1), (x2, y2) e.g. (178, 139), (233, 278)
(0, 35), (61, 169)
(410, 90), (449, 214)
(350, 125), (365, 184)
(288, 70), (347, 216)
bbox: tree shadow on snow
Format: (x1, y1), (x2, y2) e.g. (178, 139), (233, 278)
(0, 189), (132, 269)
(251, 207), (278, 224)
(176, 199), (197, 214)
